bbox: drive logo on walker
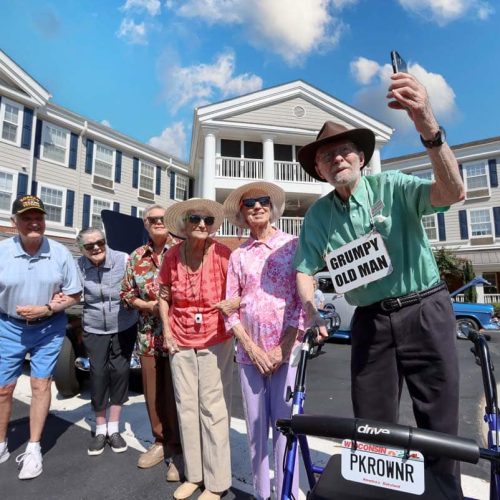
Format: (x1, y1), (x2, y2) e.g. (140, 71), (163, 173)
(341, 439), (425, 494)
(325, 232), (393, 294)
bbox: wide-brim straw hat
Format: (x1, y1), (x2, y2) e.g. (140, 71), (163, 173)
(164, 198), (225, 237)
(223, 181), (286, 229)
(297, 121), (376, 182)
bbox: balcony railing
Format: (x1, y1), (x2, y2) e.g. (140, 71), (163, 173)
(218, 217), (304, 238)
(274, 161), (317, 183)
(216, 157), (263, 179)
(453, 294), (500, 304)
(215, 157), (317, 183)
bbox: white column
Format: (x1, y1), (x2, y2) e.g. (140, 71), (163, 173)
(262, 135), (275, 181)
(201, 130), (216, 200)
(197, 159), (204, 198)
(476, 273), (485, 303)
(369, 147), (382, 174)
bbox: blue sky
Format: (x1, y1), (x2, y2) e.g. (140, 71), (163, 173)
(1, 0), (498, 162)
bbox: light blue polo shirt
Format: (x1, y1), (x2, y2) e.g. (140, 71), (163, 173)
(294, 171), (448, 306)
(0, 236), (82, 318)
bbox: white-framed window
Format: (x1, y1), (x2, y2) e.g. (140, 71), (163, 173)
(38, 183), (66, 225)
(412, 169), (433, 181)
(422, 214), (438, 241)
(92, 142), (115, 188)
(463, 161), (490, 199)
(41, 122), (70, 166)
(139, 160), (155, 193)
(0, 97), (22, 146)
(137, 207), (145, 219)
(175, 174), (189, 201)
(0, 168), (17, 212)
(469, 207), (493, 238)
(91, 197), (112, 230)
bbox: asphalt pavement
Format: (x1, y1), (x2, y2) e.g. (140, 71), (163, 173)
(0, 335), (496, 500)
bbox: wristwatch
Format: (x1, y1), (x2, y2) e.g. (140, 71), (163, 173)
(420, 126), (446, 148)
(45, 304), (54, 317)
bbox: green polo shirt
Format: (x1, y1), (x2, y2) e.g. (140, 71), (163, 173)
(294, 171), (447, 306)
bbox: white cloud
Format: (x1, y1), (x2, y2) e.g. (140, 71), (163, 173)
(160, 51), (263, 113)
(397, 0), (494, 25)
(116, 18), (148, 44)
(101, 119), (112, 127)
(167, 0), (356, 65)
(148, 122), (187, 159)
(351, 57), (458, 137)
(122, 0), (161, 16)
(350, 57), (380, 85)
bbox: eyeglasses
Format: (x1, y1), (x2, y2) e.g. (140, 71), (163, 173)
(240, 196), (271, 208)
(185, 214), (215, 226)
(146, 216), (165, 225)
(316, 144), (359, 166)
(82, 239), (106, 251)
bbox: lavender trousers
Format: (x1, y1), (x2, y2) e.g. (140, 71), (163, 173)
(238, 362), (299, 500)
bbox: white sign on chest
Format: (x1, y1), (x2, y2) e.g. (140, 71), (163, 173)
(325, 232), (393, 293)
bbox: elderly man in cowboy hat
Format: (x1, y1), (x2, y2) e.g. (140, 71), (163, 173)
(0, 195), (81, 479)
(294, 72), (465, 495)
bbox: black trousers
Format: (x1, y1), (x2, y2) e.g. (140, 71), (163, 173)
(351, 288), (462, 497)
(83, 325), (137, 412)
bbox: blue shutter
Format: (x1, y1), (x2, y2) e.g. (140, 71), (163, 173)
(85, 139), (94, 174)
(156, 166), (162, 195)
(69, 133), (78, 169)
(437, 213), (446, 241)
(21, 107), (34, 150)
(493, 207), (500, 237)
(65, 190), (75, 227)
(31, 180), (38, 195)
(115, 150), (122, 183)
(459, 210), (468, 240)
(489, 159), (498, 188)
(188, 178), (194, 199)
(170, 171), (176, 199)
(458, 163), (463, 180)
(131, 206), (137, 217)
(16, 173), (28, 197)
(132, 158), (139, 188)
(34, 119), (43, 158)
(113, 201), (120, 212)
(82, 194), (91, 229)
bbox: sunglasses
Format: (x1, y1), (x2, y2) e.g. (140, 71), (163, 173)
(146, 216), (165, 225)
(240, 196), (271, 208)
(82, 239), (106, 251)
(185, 214), (215, 226)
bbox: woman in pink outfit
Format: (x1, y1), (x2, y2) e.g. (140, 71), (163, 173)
(224, 181), (303, 500)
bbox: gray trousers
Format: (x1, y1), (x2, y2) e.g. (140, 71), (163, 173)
(351, 287), (462, 496)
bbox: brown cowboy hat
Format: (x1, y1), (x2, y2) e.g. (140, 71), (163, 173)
(297, 121), (376, 182)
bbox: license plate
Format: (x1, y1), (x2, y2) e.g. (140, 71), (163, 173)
(341, 439), (425, 495)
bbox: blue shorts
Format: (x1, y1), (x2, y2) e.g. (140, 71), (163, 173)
(0, 313), (67, 386)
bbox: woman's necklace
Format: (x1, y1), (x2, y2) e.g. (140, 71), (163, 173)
(183, 240), (207, 325)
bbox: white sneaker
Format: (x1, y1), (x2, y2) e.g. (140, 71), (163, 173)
(0, 442), (9, 464)
(16, 447), (43, 479)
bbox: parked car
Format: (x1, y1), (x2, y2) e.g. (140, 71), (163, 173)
(450, 277), (500, 339)
(314, 272), (500, 342)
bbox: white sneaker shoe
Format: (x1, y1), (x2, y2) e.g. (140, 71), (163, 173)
(0, 442), (9, 464)
(16, 447), (43, 479)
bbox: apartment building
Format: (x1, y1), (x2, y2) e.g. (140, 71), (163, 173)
(0, 50), (191, 244)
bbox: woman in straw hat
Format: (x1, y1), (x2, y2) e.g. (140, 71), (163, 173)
(223, 181), (303, 500)
(157, 198), (234, 500)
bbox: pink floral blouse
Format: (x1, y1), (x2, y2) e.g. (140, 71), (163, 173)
(225, 229), (304, 365)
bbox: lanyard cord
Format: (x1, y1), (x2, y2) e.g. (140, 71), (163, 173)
(183, 239), (207, 315)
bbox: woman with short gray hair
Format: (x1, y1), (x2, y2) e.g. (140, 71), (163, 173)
(77, 227), (138, 456)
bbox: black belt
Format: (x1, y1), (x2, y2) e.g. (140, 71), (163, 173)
(377, 281), (448, 313)
(1, 313), (53, 326)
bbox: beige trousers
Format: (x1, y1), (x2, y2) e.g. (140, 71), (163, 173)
(169, 339), (233, 492)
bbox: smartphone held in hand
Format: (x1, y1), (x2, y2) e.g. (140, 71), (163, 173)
(391, 50), (408, 73)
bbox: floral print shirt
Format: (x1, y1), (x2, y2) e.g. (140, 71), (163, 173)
(225, 229), (304, 365)
(121, 240), (170, 356)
